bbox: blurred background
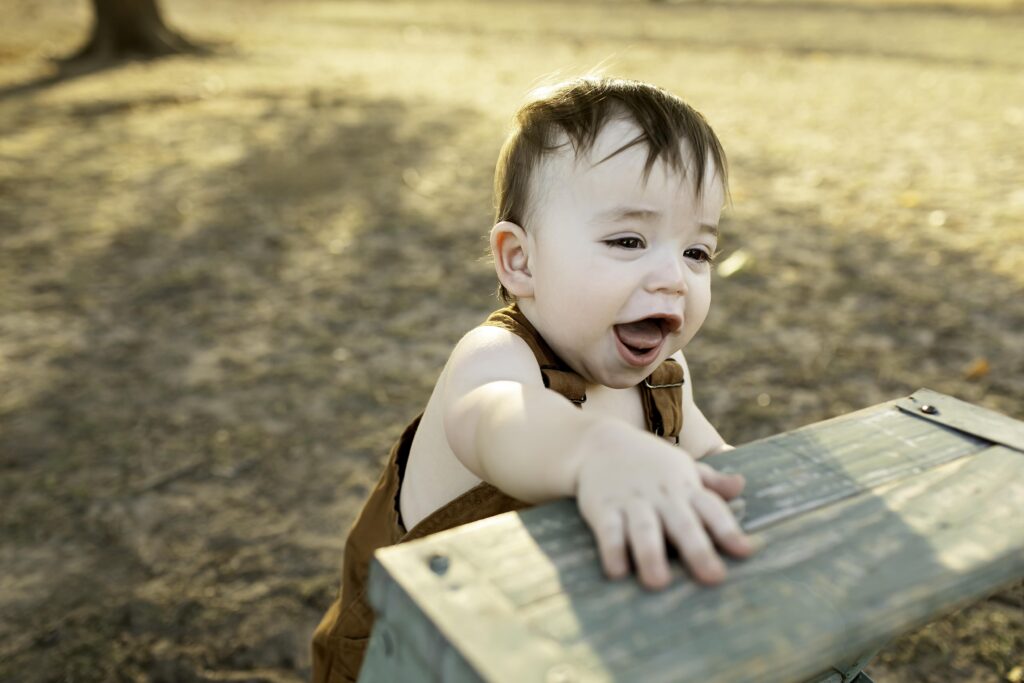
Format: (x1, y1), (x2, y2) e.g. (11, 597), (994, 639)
(1, 0), (1022, 680)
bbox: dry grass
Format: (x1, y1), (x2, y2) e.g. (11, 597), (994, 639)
(1, 0), (1022, 680)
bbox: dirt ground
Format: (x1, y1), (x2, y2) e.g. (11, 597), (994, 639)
(1, 0), (1022, 681)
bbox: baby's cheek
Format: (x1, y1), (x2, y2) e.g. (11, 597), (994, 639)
(682, 298), (711, 342)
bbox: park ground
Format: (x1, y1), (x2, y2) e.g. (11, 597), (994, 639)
(1, 0), (1022, 680)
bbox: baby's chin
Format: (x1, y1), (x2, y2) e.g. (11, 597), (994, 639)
(567, 342), (679, 389)
(605, 346), (684, 387)
(582, 364), (660, 390)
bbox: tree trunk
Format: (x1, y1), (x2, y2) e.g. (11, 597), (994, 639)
(68, 0), (199, 62)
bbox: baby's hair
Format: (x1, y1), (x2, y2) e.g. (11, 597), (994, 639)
(493, 76), (729, 303)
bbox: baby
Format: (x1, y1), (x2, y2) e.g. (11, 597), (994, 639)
(312, 76), (757, 683)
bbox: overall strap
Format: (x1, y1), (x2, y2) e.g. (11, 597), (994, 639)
(641, 358), (685, 439)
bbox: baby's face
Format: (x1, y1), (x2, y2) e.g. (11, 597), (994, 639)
(519, 118), (723, 389)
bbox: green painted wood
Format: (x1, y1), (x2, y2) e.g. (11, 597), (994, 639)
(362, 391), (1024, 682)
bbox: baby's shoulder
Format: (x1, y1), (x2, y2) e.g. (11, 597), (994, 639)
(441, 324), (544, 397)
(667, 349), (730, 458)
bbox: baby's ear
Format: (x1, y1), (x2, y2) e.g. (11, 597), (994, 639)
(490, 221), (534, 298)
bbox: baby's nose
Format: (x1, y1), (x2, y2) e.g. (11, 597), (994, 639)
(645, 252), (687, 295)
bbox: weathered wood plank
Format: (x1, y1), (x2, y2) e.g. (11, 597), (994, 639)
(603, 445), (1024, 682)
(709, 400), (989, 531)
(363, 392), (1024, 683)
(897, 388), (1024, 451)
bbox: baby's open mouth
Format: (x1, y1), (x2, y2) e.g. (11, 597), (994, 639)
(613, 317), (675, 367)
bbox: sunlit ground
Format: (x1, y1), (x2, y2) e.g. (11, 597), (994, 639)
(1, 0), (1022, 680)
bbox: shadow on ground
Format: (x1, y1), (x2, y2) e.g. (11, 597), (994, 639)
(0, 1), (1021, 680)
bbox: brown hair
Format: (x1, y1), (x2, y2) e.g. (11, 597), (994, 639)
(493, 76), (730, 303)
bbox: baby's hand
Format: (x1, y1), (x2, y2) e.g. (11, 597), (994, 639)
(574, 423), (757, 590)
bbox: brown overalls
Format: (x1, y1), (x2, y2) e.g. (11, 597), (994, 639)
(310, 304), (685, 682)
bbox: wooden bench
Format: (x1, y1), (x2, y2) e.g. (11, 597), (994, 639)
(357, 389), (1024, 682)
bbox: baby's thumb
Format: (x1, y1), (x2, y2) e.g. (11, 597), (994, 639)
(697, 462), (745, 500)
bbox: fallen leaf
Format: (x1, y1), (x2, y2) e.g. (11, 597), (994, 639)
(963, 357), (990, 381)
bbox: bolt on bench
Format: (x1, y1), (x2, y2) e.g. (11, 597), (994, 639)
(357, 389), (1024, 682)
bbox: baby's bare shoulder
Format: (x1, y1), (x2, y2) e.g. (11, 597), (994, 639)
(443, 325), (544, 399)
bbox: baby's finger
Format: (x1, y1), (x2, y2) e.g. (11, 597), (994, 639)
(692, 489), (757, 558)
(587, 508), (630, 580)
(728, 496), (747, 523)
(659, 499), (726, 585)
(696, 462), (745, 500)
(624, 500), (671, 590)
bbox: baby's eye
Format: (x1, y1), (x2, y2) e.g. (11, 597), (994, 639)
(606, 237), (646, 250)
(684, 247), (715, 263)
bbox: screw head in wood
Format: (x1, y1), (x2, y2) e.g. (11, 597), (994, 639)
(920, 404), (939, 415)
(428, 554), (449, 575)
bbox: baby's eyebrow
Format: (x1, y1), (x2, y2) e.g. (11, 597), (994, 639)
(597, 207), (660, 223)
(598, 206), (659, 223)
(699, 223), (719, 238)
(596, 207), (719, 237)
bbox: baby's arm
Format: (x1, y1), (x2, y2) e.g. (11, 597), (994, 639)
(442, 326), (594, 503)
(442, 328), (756, 590)
(671, 351), (734, 459)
